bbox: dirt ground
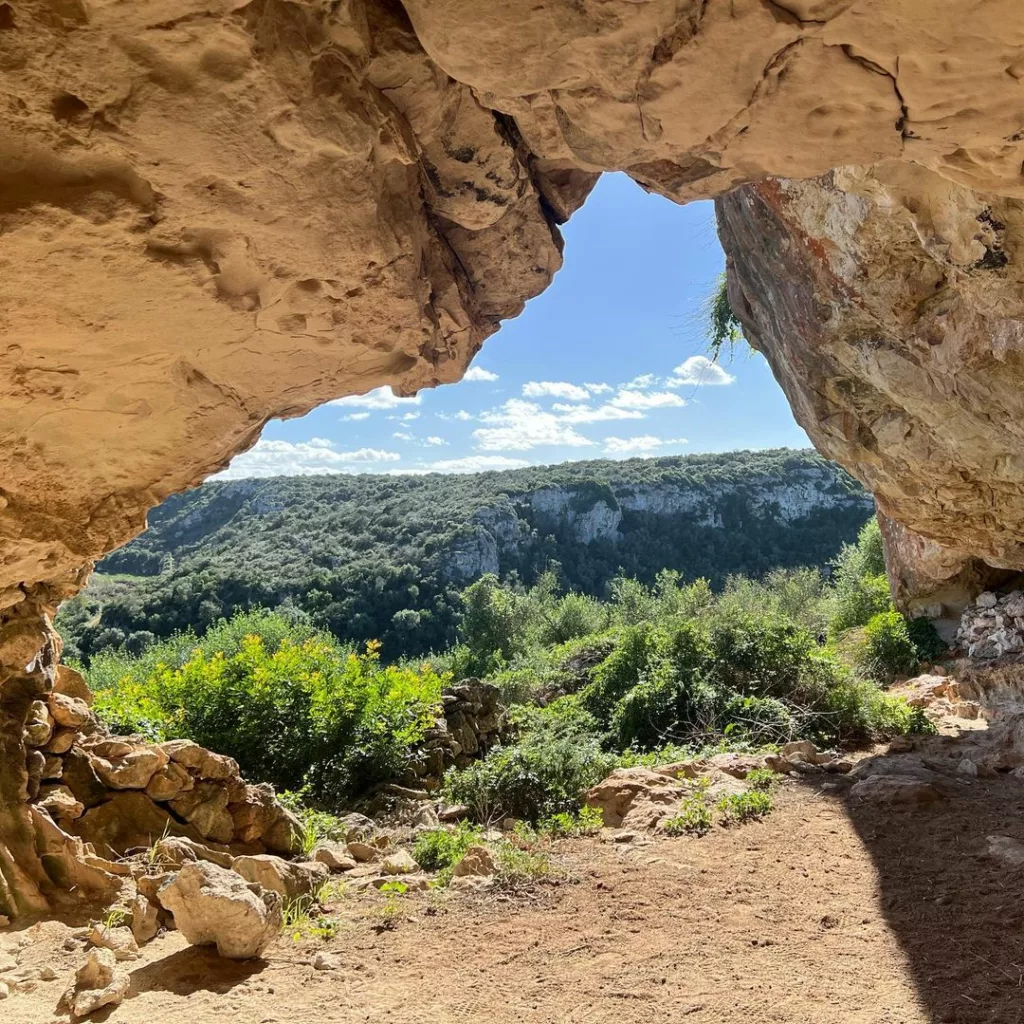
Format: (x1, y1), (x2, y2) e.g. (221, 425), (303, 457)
(7, 743), (1024, 1024)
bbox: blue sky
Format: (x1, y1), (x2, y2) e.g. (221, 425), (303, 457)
(221, 174), (809, 478)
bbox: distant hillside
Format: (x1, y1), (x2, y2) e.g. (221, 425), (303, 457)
(58, 449), (874, 662)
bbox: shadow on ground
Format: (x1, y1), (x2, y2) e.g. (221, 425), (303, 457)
(819, 742), (1024, 1024)
(127, 945), (265, 998)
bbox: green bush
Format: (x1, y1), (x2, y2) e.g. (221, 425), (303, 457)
(442, 698), (617, 823)
(828, 519), (893, 634)
(90, 615), (445, 804)
(906, 616), (947, 662)
(583, 623), (668, 725)
(662, 778), (714, 836)
(860, 610), (919, 684)
(413, 821), (483, 882)
(718, 789), (773, 824)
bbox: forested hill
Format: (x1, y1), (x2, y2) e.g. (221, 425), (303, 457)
(58, 449), (874, 663)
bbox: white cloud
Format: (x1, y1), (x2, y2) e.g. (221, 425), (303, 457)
(667, 355), (736, 387)
(217, 439), (400, 478)
(585, 382), (612, 394)
(343, 412), (371, 422)
(522, 381), (590, 402)
(402, 411), (421, 421)
(623, 373), (659, 390)
(330, 386), (422, 410)
(610, 389), (686, 411)
(462, 365), (499, 382)
(474, 399), (594, 451)
(425, 436), (448, 446)
(603, 435), (689, 456)
(554, 403), (645, 424)
(455, 410), (473, 421)
(426, 455), (530, 473)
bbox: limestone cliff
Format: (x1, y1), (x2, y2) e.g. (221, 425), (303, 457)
(4, 0), (1024, 914)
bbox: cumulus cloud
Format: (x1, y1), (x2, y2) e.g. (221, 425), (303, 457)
(522, 381), (591, 402)
(553, 403), (645, 424)
(667, 355), (736, 387)
(462, 365), (499, 382)
(455, 410), (473, 421)
(343, 412), (371, 422)
(393, 430), (414, 441)
(330, 386), (422, 410)
(401, 411), (421, 421)
(623, 373), (660, 390)
(603, 435), (689, 456)
(424, 436), (448, 446)
(610, 389), (686, 411)
(425, 455), (530, 473)
(217, 439), (400, 478)
(473, 399), (595, 451)
(585, 382), (612, 394)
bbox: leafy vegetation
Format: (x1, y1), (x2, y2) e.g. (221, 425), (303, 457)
(413, 822), (484, 884)
(59, 450), (872, 665)
(706, 272), (745, 361)
(89, 614), (446, 805)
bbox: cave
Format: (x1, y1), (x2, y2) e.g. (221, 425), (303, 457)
(3, 0), (1024, 916)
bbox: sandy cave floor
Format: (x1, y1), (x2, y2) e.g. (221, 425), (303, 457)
(8, 749), (1024, 1024)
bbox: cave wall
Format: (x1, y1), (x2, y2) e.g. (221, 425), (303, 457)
(4, 0), (1024, 910)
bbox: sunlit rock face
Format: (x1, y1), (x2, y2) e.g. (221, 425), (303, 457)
(717, 163), (1024, 617)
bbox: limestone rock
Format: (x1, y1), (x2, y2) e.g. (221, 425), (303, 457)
(381, 849), (420, 876)
(231, 855), (329, 900)
(145, 761), (194, 802)
(158, 861), (282, 960)
(48, 693), (91, 729)
(61, 748), (109, 809)
(71, 791), (188, 857)
(45, 728), (77, 755)
(170, 782), (234, 844)
(37, 785), (84, 821)
(585, 768), (687, 830)
(24, 701), (53, 748)
(850, 775), (944, 807)
(54, 665), (94, 707)
(130, 893), (160, 945)
(452, 845), (495, 878)
(153, 836), (233, 871)
(161, 740), (239, 781)
(347, 841), (379, 864)
(987, 835), (1024, 868)
(63, 948), (129, 1020)
(311, 843), (357, 872)
(261, 807), (305, 856)
(93, 748), (168, 791)
(88, 923), (139, 962)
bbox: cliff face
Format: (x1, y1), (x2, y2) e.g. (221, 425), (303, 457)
(717, 166), (1024, 617)
(4, 0), (1024, 912)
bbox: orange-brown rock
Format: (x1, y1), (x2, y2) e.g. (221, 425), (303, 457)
(5, 0), (1024, 917)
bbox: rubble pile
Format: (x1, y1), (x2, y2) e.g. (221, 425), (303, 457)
(956, 591), (1024, 659)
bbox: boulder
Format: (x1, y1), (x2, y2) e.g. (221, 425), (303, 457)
(62, 948), (129, 1020)
(261, 807), (305, 856)
(161, 740), (239, 781)
(232, 855), (329, 900)
(71, 791), (191, 857)
(88, 923), (139, 961)
(158, 861), (282, 959)
(62, 748), (109, 809)
(145, 761), (194, 802)
(49, 692), (92, 729)
(986, 835), (1024, 868)
(452, 845), (495, 878)
(37, 785), (85, 821)
(170, 782), (234, 844)
(131, 893), (160, 945)
(45, 727), (77, 754)
(153, 836), (233, 871)
(347, 841), (379, 864)
(24, 700), (53, 747)
(42, 754), (63, 780)
(850, 775), (944, 807)
(381, 849), (420, 875)
(93, 747), (168, 790)
(228, 784), (278, 843)
(54, 664), (95, 706)
(311, 842), (357, 872)
(585, 768), (687, 829)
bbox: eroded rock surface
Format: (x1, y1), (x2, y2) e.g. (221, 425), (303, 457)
(5, 0), (1024, 914)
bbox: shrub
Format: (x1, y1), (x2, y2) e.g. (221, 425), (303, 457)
(90, 614), (445, 805)
(720, 694), (795, 745)
(906, 616), (947, 662)
(442, 698), (617, 823)
(413, 822), (483, 882)
(706, 617), (820, 699)
(810, 677), (933, 744)
(860, 610), (919, 684)
(662, 778), (714, 837)
(718, 789), (773, 824)
(828, 519), (893, 634)
(538, 806), (604, 838)
(583, 623), (668, 725)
